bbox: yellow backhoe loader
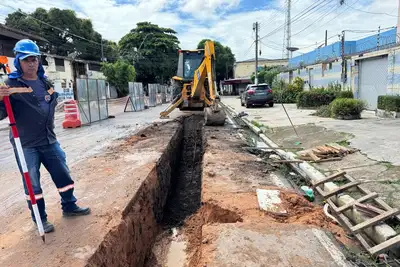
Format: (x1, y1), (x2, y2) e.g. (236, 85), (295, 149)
(160, 40), (226, 126)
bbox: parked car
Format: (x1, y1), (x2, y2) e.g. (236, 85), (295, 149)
(240, 83), (274, 108)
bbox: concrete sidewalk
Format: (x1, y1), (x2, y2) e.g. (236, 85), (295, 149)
(222, 96), (400, 208)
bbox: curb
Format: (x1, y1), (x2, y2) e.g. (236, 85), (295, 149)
(220, 101), (398, 249)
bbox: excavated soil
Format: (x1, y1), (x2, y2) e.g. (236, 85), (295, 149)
(180, 127), (353, 266)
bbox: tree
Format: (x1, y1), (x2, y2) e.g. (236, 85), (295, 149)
(251, 66), (282, 85)
(197, 39), (235, 83)
(5, 8), (118, 62)
(119, 22), (180, 84)
(101, 60), (136, 97)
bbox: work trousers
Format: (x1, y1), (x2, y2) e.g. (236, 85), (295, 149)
(13, 142), (78, 222)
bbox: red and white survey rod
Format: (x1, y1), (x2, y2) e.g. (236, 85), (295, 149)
(1, 80), (45, 242)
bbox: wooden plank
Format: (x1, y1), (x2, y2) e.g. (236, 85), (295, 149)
(356, 233), (373, 252)
(369, 235), (400, 256)
(345, 174), (400, 222)
(351, 209), (400, 233)
(312, 171), (347, 187)
(323, 181), (361, 199)
(355, 203), (385, 215)
(313, 157), (343, 163)
(336, 192), (379, 213)
(308, 151), (320, 161)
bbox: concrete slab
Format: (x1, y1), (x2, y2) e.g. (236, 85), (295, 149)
(201, 223), (350, 267)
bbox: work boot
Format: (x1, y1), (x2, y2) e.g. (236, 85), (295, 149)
(35, 220), (55, 233)
(63, 206), (91, 217)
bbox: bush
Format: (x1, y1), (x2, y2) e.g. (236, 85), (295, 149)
(377, 95), (400, 112)
(297, 90), (336, 108)
(335, 90), (354, 99)
(313, 105), (332, 117)
(272, 77), (304, 103)
(330, 98), (366, 119)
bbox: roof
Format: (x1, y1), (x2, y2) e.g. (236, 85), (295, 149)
(41, 52), (103, 65)
(221, 78), (252, 85)
(0, 23), (48, 43)
(236, 57), (288, 63)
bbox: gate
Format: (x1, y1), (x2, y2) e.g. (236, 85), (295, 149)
(358, 56), (388, 110)
(76, 78), (109, 125)
(125, 82), (145, 111)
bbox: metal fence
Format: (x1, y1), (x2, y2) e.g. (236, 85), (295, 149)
(125, 82), (145, 111)
(76, 78), (108, 125)
(148, 84), (158, 107)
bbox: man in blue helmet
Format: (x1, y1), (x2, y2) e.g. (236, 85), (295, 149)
(0, 39), (90, 233)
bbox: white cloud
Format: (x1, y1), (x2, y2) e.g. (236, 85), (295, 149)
(1, 0), (399, 61)
(179, 0), (241, 20)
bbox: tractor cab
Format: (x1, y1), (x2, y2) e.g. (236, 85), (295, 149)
(176, 49), (204, 81)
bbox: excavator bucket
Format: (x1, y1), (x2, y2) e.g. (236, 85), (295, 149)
(204, 106), (226, 126)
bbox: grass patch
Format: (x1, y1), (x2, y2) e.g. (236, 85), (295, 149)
(251, 120), (264, 128)
(337, 140), (350, 147)
(379, 161), (394, 169)
(378, 179), (400, 185)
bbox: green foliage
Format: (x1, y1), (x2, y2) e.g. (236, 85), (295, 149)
(251, 66), (281, 85)
(5, 8), (118, 61)
(297, 90), (336, 108)
(313, 105), (332, 117)
(101, 60), (136, 97)
(335, 90), (354, 99)
(326, 81), (342, 92)
(377, 95), (400, 112)
(330, 98), (366, 119)
(197, 39), (235, 83)
(119, 22), (180, 84)
(272, 77), (304, 103)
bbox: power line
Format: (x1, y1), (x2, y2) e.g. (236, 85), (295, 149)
(291, 1), (339, 37)
(259, 0), (331, 41)
(344, 2), (398, 18)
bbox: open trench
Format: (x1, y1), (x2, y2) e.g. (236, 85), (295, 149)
(84, 113), (353, 267)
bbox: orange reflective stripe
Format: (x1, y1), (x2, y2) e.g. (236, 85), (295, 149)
(26, 194), (43, 201)
(9, 87), (33, 95)
(58, 184), (74, 193)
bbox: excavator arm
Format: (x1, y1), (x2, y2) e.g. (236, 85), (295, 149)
(160, 40), (226, 125)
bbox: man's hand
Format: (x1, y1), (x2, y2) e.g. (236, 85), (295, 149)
(0, 85), (10, 101)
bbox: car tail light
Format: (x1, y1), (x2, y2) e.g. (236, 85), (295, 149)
(267, 89), (272, 93)
(247, 90), (255, 95)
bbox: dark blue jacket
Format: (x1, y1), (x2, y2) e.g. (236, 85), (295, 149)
(0, 77), (59, 148)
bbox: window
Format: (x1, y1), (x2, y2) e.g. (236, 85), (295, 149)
(297, 69), (300, 75)
(329, 62), (333, 70)
(41, 56), (49, 66)
(88, 63), (102, 72)
(55, 58), (65, 72)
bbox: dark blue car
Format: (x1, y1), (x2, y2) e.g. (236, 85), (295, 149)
(241, 83), (274, 108)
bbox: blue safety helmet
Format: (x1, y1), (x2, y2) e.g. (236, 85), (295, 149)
(13, 39), (41, 60)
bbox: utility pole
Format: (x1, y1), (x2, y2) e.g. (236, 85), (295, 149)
(253, 22), (259, 85)
(101, 38), (104, 62)
(285, 0), (292, 59)
(341, 30), (346, 87)
(377, 26), (381, 51)
(397, 0), (400, 43)
(325, 30), (328, 46)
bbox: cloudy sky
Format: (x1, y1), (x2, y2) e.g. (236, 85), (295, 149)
(0, 0), (398, 61)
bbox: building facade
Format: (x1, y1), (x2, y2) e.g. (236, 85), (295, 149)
(234, 58), (288, 79)
(279, 28), (399, 110)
